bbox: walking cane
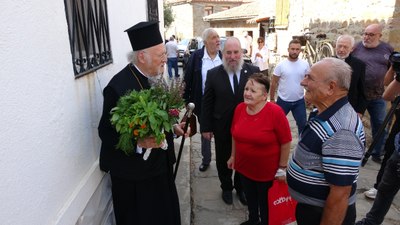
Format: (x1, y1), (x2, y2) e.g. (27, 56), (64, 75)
(362, 96), (400, 166)
(173, 103), (195, 180)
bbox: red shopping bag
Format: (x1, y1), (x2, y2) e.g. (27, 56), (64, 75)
(268, 180), (297, 225)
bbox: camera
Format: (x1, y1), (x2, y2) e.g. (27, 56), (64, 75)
(389, 52), (400, 81)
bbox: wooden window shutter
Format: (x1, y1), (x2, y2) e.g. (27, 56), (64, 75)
(275, 0), (289, 27)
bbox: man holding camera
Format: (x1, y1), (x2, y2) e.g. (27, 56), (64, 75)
(356, 54), (400, 225)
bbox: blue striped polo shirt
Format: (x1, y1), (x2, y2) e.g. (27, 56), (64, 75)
(287, 97), (365, 207)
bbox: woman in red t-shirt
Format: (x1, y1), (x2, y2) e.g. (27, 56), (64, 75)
(228, 73), (292, 225)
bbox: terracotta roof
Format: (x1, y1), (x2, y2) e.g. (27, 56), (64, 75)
(203, 0), (274, 22)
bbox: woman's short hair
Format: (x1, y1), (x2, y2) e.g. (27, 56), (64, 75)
(248, 73), (270, 92)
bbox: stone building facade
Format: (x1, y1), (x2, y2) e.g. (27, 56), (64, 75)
(164, 0), (249, 39)
(166, 0), (400, 56)
(274, 0), (400, 55)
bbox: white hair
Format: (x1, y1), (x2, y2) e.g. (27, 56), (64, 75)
(319, 57), (352, 90)
(202, 28), (217, 45)
(127, 51), (139, 64)
(336, 34), (355, 48)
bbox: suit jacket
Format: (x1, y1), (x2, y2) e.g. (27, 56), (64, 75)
(98, 64), (176, 180)
(200, 63), (260, 134)
(183, 46), (222, 117)
(344, 54), (367, 114)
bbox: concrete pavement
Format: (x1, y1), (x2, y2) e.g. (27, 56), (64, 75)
(175, 112), (400, 225)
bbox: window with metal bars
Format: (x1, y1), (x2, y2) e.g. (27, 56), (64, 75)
(64, 0), (112, 78)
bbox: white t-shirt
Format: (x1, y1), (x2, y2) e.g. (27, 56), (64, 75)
(165, 41), (178, 58)
(273, 59), (309, 102)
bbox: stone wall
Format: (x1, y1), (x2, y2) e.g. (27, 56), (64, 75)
(166, 1), (242, 39)
(273, 0), (400, 54)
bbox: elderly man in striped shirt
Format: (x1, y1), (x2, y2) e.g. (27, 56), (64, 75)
(287, 58), (365, 225)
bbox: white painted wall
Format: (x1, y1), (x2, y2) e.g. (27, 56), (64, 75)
(0, 1), (160, 224)
(166, 3), (194, 39)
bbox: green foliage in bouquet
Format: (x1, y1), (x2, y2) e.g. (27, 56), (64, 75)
(110, 79), (185, 155)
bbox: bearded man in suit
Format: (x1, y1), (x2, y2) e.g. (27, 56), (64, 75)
(201, 37), (260, 205)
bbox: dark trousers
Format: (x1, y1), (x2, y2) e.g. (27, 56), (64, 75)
(296, 203), (356, 225)
(110, 173), (181, 225)
(361, 152), (400, 225)
(240, 175), (273, 225)
(214, 131), (242, 192)
(374, 110), (400, 188)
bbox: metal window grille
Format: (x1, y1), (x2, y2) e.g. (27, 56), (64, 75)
(64, 0), (112, 78)
(147, 0), (159, 22)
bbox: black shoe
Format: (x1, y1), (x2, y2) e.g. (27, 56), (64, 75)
(355, 220), (365, 225)
(222, 191), (233, 205)
(199, 163), (209, 172)
(372, 156), (382, 164)
(237, 191), (247, 205)
(240, 220), (260, 225)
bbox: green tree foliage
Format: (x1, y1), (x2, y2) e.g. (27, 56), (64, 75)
(164, 3), (174, 28)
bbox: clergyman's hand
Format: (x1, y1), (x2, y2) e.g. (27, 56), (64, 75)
(137, 137), (163, 149)
(173, 122), (190, 138)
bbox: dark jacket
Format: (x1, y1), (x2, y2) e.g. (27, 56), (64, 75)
(344, 54), (367, 114)
(183, 46), (222, 117)
(201, 63), (260, 134)
(98, 64), (176, 180)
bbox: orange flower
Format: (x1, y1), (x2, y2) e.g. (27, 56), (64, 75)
(133, 129), (139, 136)
(140, 123), (147, 129)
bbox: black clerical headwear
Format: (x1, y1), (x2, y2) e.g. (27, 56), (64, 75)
(125, 21), (163, 51)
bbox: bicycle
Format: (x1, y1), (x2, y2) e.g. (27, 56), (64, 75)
(294, 32), (335, 65)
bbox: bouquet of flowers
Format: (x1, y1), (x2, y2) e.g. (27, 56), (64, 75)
(110, 78), (185, 155)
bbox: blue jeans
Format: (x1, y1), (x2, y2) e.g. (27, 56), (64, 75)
(366, 98), (387, 158)
(167, 57), (179, 78)
(357, 152), (400, 225)
(276, 97), (307, 134)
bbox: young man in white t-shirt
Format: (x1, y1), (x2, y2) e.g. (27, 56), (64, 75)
(270, 39), (309, 133)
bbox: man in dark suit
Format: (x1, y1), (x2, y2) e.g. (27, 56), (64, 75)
(335, 34), (367, 116)
(201, 37), (260, 205)
(183, 28), (223, 172)
(98, 21), (186, 225)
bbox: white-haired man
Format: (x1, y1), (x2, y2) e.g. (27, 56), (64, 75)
(98, 21), (187, 225)
(183, 28), (222, 172)
(335, 34), (367, 116)
(287, 58), (365, 225)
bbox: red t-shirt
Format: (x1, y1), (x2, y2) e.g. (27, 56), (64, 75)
(231, 102), (292, 181)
